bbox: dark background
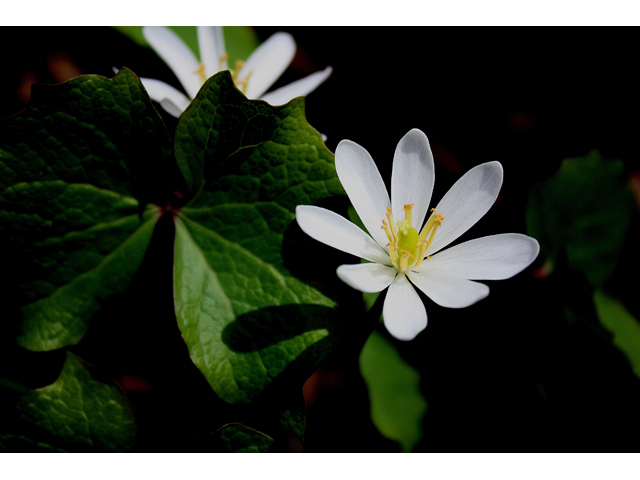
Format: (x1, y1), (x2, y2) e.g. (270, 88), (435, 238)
(1, 27), (639, 452)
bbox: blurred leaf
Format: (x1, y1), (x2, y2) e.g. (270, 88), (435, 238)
(112, 26), (259, 67)
(0, 68), (171, 351)
(211, 423), (274, 452)
(360, 331), (427, 452)
(526, 151), (634, 287)
(594, 290), (640, 379)
(172, 71), (346, 405)
(0, 352), (137, 452)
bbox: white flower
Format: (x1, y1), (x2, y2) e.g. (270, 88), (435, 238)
(295, 129), (540, 341)
(139, 26), (333, 117)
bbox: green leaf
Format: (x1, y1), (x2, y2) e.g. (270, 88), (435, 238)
(173, 71), (346, 404)
(0, 352), (137, 452)
(0, 68), (172, 351)
(593, 290), (640, 379)
(211, 423), (274, 453)
(112, 26), (259, 68)
(526, 151), (634, 287)
(360, 331), (427, 452)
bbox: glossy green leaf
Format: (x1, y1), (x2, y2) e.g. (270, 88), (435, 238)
(0, 68), (171, 351)
(594, 290), (640, 379)
(526, 151), (634, 287)
(173, 71), (345, 404)
(113, 26), (259, 68)
(360, 331), (427, 452)
(0, 352), (137, 452)
(211, 423), (274, 453)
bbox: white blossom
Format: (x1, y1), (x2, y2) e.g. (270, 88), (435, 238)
(296, 129), (539, 340)
(139, 26), (332, 117)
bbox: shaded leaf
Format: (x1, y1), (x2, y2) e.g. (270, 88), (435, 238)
(526, 151), (634, 287)
(0, 68), (171, 350)
(211, 423), (274, 453)
(173, 71), (346, 404)
(0, 352), (137, 452)
(360, 331), (427, 452)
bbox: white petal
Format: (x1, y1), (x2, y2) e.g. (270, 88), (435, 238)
(335, 140), (391, 250)
(383, 272), (427, 341)
(239, 32), (296, 99)
(197, 26), (226, 76)
(407, 270), (489, 308)
(391, 129), (435, 231)
(415, 233), (540, 280)
(260, 66), (332, 105)
(139, 77), (191, 117)
(295, 205), (391, 265)
(337, 263), (397, 293)
(426, 161), (503, 256)
(143, 26), (202, 99)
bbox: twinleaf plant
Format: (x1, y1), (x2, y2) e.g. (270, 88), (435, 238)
(0, 66), (349, 452)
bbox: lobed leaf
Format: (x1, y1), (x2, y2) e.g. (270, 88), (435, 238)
(0, 352), (137, 452)
(0, 68), (172, 350)
(173, 71), (346, 404)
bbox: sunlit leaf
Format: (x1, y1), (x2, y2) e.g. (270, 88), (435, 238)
(360, 331), (427, 452)
(172, 71), (347, 405)
(594, 290), (640, 379)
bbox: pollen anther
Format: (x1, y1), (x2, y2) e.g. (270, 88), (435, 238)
(381, 204), (443, 271)
(194, 63), (207, 84)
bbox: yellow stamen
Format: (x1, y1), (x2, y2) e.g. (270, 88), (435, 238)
(382, 219), (395, 246)
(389, 245), (398, 264)
(402, 203), (414, 225)
(381, 206), (444, 271)
(194, 63), (207, 84)
(413, 210), (444, 268)
(386, 207), (398, 243)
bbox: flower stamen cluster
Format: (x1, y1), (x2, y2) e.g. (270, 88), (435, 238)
(383, 205), (444, 271)
(194, 58), (252, 94)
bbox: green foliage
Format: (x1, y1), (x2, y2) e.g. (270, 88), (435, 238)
(360, 331), (427, 452)
(211, 423), (274, 452)
(0, 68), (171, 351)
(0, 352), (137, 452)
(526, 151), (634, 287)
(594, 290), (640, 379)
(173, 71), (346, 405)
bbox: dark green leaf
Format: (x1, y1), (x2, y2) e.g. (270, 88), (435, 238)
(360, 331), (427, 452)
(173, 71), (346, 404)
(0, 69), (172, 351)
(0, 352), (137, 452)
(526, 151), (634, 287)
(211, 423), (274, 453)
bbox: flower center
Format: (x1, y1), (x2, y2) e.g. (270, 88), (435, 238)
(193, 55), (253, 95)
(382, 204), (444, 271)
